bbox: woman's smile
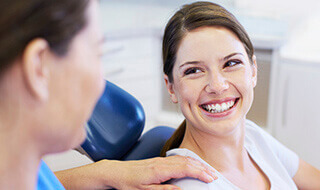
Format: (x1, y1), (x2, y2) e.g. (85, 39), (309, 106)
(200, 97), (240, 118)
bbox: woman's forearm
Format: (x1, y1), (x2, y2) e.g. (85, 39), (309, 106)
(54, 160), (114, 190)
(54, 156), (216, 190)
(293, 159), (320, 189)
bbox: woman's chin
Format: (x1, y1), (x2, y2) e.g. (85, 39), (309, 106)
(71, 126), (87, 149)
(57, 126), (87, 153)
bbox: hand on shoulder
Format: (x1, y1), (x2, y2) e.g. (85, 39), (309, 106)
(101, 155), (217, 190)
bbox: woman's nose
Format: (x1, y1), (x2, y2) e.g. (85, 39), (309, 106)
(205, 72), (229, 94)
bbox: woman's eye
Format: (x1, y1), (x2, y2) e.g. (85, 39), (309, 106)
(184, 68), (202, 75)
(224, 60), (241, 68)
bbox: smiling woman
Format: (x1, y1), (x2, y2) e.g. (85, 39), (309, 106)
(169, 26), (257, 136)
(161, 1), (320, 189)
(161, 1), (256, 156)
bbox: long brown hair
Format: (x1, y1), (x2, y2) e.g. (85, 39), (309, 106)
(161, 1), (254, 157)
(0, 0), (89, 77)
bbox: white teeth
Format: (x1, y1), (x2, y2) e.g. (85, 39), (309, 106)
(203, 100), (236, 113)
(215, 104), (221, 112)
(222, 103), (227, 110)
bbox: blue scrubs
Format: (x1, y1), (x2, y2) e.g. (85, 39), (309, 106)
(37, 161), (65, 190)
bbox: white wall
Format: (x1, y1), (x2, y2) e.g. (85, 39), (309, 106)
(235, 0), (320, 56)
(280, 6), (320, 61)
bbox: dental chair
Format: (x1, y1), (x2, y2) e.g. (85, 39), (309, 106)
(80, 81), (175, 162)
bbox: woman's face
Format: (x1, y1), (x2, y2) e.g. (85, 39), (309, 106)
(45, 0), (105, 151)
(165, 26), (257, 136)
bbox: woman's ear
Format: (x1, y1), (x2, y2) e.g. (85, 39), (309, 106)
(164, 74), (178, 103)
(251, 55), (258, 88)
(22, 38), (50, 102)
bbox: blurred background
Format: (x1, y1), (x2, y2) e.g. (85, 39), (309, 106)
(45, 0), (320, 171)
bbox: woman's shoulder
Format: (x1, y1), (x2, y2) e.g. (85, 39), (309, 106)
(244, 119), (283, 148)
(166, 149), (211, 189)
(169, 177), (211, 190)
(166, 149), (240, 190)
(244, 119), (264, 132)
(169, 175), (238, 190)
(244, 119), (271, 140)
(166, 148), (200, 158)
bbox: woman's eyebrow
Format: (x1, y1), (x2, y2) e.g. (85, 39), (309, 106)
(222, 52), (244, 61)
(179, 61), (202, 68)
(179, 53), (243, 68)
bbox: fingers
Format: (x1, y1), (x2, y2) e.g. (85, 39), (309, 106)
(154, 155), (218, 183)
(178, 156), (218, 183)
(145, 184), (181, 190)
(184, 156), (217, 179)
(109, 156), (218, 190)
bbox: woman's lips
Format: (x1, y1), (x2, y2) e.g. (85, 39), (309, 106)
(200, 98), (239, 118)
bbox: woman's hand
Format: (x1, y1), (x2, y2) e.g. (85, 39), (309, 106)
(103, 155), (217, 190)
(55, 155), (217, 190)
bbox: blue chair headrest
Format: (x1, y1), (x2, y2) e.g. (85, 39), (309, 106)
(81, 81), (145, 161)
(122, 126), (175, 160)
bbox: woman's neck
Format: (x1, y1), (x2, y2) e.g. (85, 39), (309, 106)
(0, 120), (43, 190)
(179, 119), (248, 172)
(0, 65), (49, 189)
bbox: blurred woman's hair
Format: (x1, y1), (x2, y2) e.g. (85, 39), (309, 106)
(161, 1), (254, 157)
(0, 0), (89, 77)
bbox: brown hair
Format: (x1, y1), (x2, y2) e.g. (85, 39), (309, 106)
(161, 1), (254, 157)
(0, 0), (89, 77)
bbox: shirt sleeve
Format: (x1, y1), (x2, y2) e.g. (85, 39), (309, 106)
(268, 134), (299, 177)
(248, 120), (300, 177)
